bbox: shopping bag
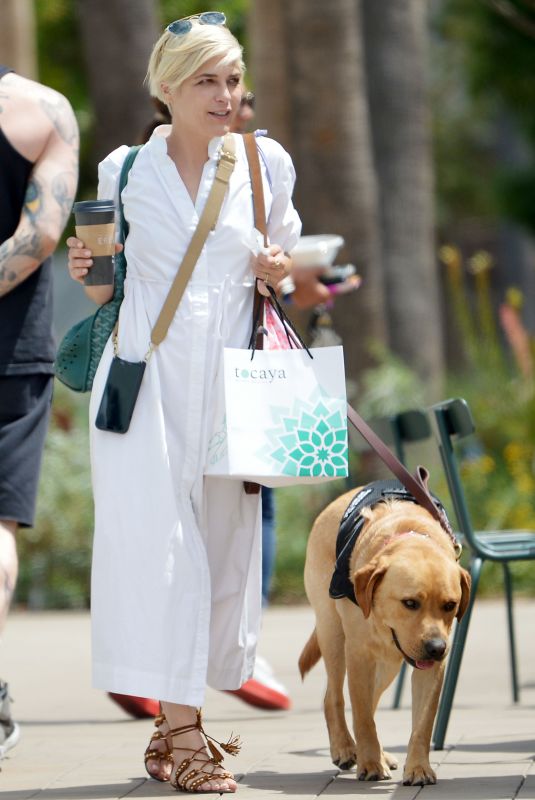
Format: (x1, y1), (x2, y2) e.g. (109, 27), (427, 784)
(206, 346), (348, 487)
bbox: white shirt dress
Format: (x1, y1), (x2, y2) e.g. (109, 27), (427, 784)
(89, 127), (301, 706)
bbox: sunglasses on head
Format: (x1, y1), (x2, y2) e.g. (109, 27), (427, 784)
(166, 12), (226, 36)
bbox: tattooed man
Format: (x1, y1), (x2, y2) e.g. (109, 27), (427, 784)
(0, 66), (78, 758)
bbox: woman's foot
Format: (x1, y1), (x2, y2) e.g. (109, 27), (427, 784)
(162, 703), (239, 793)
(144, 711), (174, 782)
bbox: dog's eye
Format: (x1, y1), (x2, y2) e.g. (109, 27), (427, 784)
(443, 601), (456, 613)
(402, 598), (420, 610)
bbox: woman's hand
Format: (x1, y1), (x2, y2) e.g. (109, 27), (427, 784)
(66, 236), (123, 305)
(66, 237), (123, 284)
(252, 244), (291, 296)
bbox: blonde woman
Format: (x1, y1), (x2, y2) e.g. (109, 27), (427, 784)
(67, 12), (300, 794)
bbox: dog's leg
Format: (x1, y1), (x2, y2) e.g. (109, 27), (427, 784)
(345, 642), (392, 781)
(403, 661), (445, 785)
(316, 617), (357, 770)
(374, 663), (400, 772)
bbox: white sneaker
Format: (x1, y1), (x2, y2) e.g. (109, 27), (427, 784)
(0, 681), (20, 759)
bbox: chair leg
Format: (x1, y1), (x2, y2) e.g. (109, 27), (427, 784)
(433, 556), (483, 750)
(392, 660), (407, 709)
(502, 562), (519, 703)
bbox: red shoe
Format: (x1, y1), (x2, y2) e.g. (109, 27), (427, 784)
(226, 657), (291, 711)
(227, 678), (291, 710)
(108, 692), (160, 719)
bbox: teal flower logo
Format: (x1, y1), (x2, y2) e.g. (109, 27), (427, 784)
(258, 390), (348, 478)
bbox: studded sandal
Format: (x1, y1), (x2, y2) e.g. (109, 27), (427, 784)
(169, 709), (241, 793)
(144, 708), (174, 781)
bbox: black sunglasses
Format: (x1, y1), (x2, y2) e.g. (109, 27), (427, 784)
(166, 12), (226, 36)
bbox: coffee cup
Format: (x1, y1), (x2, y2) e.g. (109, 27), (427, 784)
(73, 199), (116, 286)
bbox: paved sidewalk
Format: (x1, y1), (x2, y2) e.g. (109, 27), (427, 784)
(1, 600), (534, 799)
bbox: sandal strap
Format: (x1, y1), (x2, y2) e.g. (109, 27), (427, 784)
(171, 754), (233, 792)
(144, 747), (173, 764)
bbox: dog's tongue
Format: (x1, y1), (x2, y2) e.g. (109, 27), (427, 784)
(415, 659), (435, 670)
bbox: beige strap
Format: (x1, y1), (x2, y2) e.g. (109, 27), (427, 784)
(242, 133), (267, 351)
(243, 133), (268, 247)
(243, 134), (267, 495)
(113, 134), (236, 357)
(149, 133), (237, 348)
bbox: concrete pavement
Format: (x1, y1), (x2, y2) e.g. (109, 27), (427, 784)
(1, 599), (534, 799)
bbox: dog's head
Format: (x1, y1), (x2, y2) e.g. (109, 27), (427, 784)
(353, 503), (471, 670)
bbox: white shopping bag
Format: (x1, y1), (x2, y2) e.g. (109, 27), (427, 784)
(206, 346), (348, 487)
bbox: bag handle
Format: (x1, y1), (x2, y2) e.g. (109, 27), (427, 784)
(243, 133), (268, 352)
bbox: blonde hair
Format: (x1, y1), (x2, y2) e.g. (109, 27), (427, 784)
(146, 21), (244, 103)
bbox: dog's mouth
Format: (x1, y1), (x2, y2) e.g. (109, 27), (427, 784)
(390, 628), (435, 671)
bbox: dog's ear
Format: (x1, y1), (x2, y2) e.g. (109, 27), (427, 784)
(456, 567), (472, 620)
(354, 561), (387, 618)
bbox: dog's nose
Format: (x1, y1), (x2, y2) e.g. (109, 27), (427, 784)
(424, 638), (447, 660)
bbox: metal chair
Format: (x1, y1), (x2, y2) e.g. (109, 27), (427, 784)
(387, 409), (434, 709)
(431, 397), (535, 749)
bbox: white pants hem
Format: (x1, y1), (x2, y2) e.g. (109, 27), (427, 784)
(93, 663), (206, 707)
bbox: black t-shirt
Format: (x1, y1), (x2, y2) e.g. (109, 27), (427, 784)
(0, 65), (55, 376)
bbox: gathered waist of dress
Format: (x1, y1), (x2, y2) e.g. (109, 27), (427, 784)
(125, 272), (255, 290)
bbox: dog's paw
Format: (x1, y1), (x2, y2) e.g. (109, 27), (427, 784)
(403, 762), (437, 786)
(383, 750), (398, 770)
(331, 741), (357, 771)
(357, 759), (391, 781)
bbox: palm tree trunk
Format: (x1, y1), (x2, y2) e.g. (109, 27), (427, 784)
(251, 0), (387, 382)
(0, 0), (37, 78)
(363, 0), (444, 398)
(248, 0), (292, 151)
(74, 0), (159, 164)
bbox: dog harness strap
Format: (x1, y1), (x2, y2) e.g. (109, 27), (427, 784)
(328, 480), (448, 605)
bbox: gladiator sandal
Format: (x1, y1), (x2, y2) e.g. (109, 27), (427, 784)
(144, 709), (174, 782)
(169, 709), (241, 793)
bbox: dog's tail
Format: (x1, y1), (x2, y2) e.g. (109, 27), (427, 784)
(298, 628), (322, 679)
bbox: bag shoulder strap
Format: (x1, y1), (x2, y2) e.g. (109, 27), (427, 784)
(243, 133), (268, 351)
(243, 133), (268, 245)
(118, 144), (142, 243)
(111, 145), (142, 304)
(150, 132), (236, 348)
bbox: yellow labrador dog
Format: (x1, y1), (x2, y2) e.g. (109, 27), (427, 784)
(299, 481), (470, 786)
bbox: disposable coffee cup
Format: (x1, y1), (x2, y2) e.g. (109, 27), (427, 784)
(73, 199), (116, 286)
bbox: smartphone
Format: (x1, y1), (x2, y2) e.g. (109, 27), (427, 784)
(319, 263), (357, 285)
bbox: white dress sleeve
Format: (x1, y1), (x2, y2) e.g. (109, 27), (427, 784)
(257, 137), (302, 253)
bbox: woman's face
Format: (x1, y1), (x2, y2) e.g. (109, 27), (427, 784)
(165, 56), (243, 140)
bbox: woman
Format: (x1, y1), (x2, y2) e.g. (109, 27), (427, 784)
(67, 13), (301, 794)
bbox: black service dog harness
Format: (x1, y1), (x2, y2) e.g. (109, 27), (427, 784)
(328, 479), (447, 606)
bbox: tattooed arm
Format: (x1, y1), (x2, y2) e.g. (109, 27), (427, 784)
(0, 77), (79, 298)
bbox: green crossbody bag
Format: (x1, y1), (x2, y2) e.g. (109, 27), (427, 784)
(54, 145), (142, 392)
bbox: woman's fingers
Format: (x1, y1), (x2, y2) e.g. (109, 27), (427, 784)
(253, 246), (289, 288)
(66, 237), (121, 285)
(67, 236), (92, 283)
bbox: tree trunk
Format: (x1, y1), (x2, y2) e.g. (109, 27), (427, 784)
(250, 0), (387, 386)
(363, 0), (444, 399)
(248, 0), (292, 150)
(74, 0), (159, 164)
(0, 0), (37, 78)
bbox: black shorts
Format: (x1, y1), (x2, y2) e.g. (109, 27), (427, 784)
(0, 374), (53, 527)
